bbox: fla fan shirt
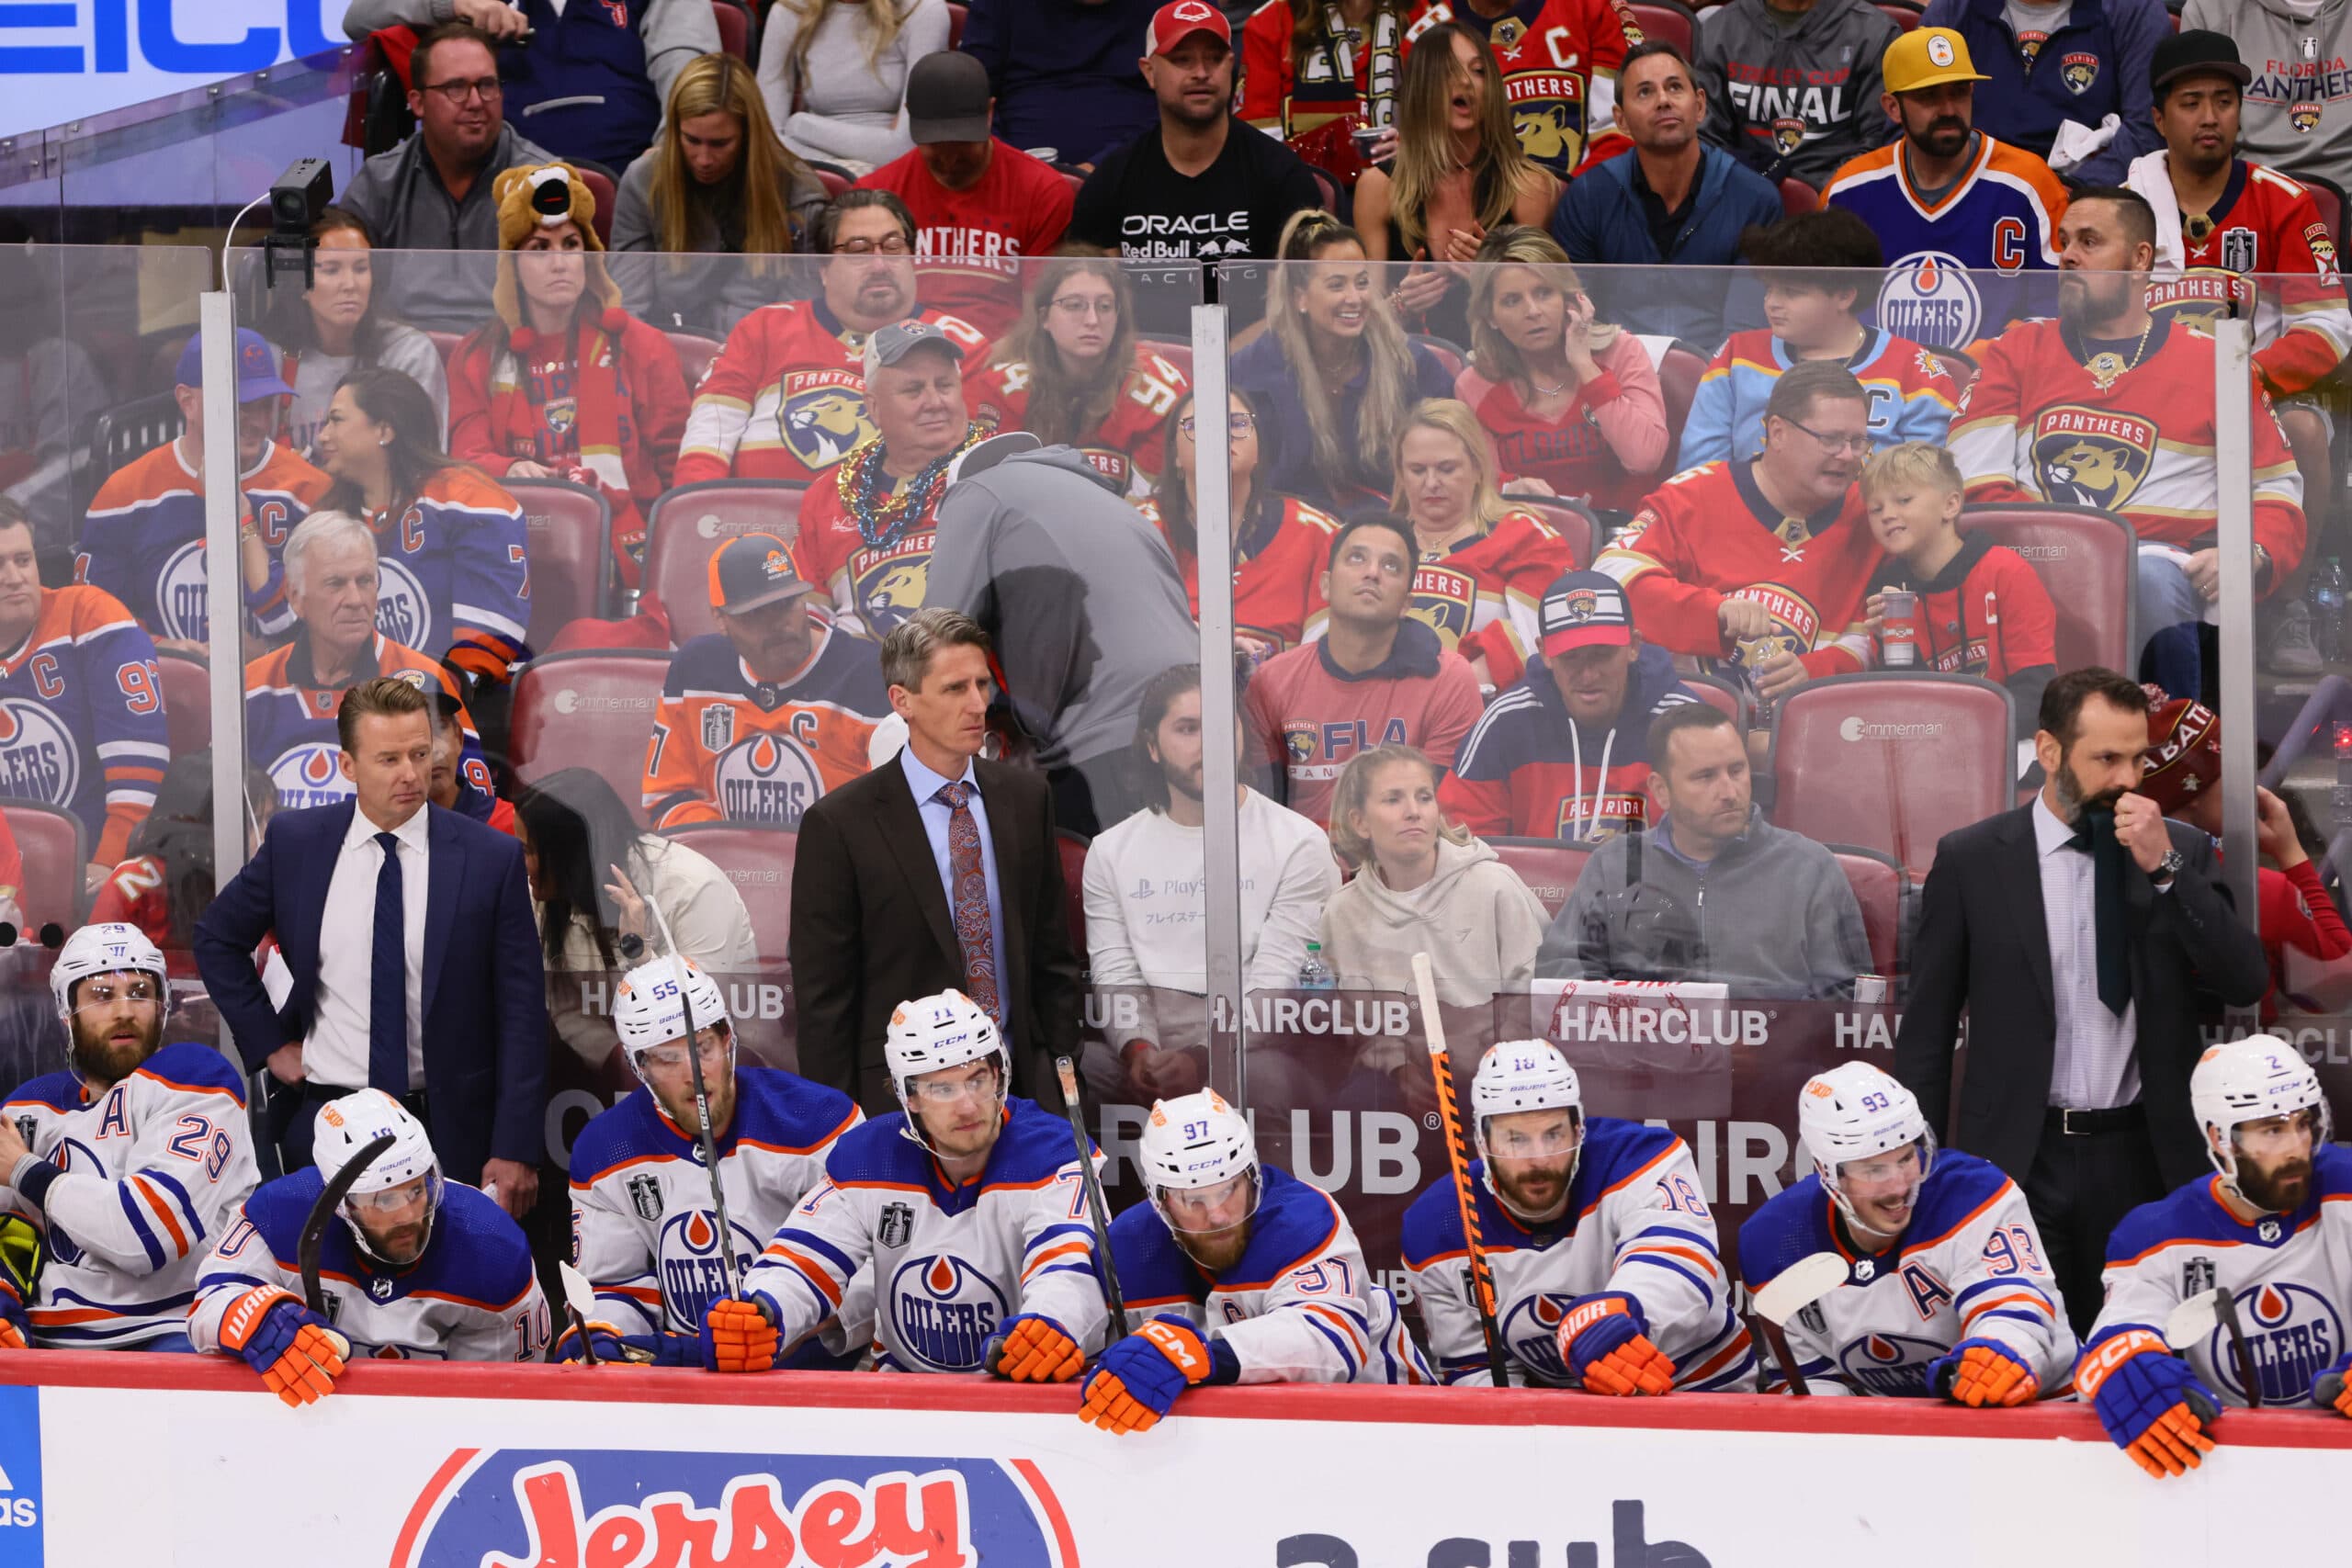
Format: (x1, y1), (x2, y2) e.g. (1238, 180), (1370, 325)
(1243, 615), (1484, 825)
(855, 142), (1075, 340)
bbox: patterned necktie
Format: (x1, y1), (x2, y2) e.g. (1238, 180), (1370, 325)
(369, 830), (408, 1093)
(933, 782), (1002, 1026)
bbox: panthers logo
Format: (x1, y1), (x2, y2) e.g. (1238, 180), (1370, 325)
(1513, 102), (1584, 168)
(782, 380), (876, 471)
(1408, 563), (1476, 649)
(1283, 725), (1317, 767)
(2293, 100), (2324, 134)
(1772, 118), (1805, 155)
(2059, 52), (2098, 94)
(2031, 407), (2154, 511)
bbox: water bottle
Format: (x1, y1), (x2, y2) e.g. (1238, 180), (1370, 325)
(2310, 558), (2346, 663)
(1296, 942), (1336, 991)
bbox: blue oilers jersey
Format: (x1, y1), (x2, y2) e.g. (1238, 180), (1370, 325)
(0, 585), (170, 866)
(242, 633), (492, 814)
(1400, 1117), (1753, 1390)
(189, 1168), (548, 1362)
(358, 466), (530, 666)
(1736, 1151), (2075, 1397)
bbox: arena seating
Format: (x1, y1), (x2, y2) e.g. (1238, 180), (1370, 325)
(505, 649), (668, 821)
(1831, 843), (1911, 978)
(711, 0), (755, 62)
(157, 652), (212, 759)
(665, 820), (796, 961)
(1685, 673), (1749, 732)
(6, 797), (89, 927)
(1877, 0), (1923, 29)
(507, 479), (616, 653)
(643, 481), (809, 645)
(1770, 673), (2015, 878)
(665, 328), (726, 391)
(1057, 828), (1091, 972)
(1512, 495), (1599, 569)
(1959, 503), (2138, 676)
(1489, 836), (1597, 920)
(1629, 0), (1698, 54)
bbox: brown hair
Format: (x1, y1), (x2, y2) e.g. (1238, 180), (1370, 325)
(1647, 703), (1737, 777)
(1387, 21), (1536, 260)
(2039, 667), (2150, 748)
(337, 674), (431, 755)
(1267, 209), (1417, 499)
(1328, 744), (1472, 870)
(1764, 358), (1869, 426)
(881, 606), (993, 693)
(649, 52), (808, 264)
(989, 254), (1138, 449)
(412, 20), (500, 89)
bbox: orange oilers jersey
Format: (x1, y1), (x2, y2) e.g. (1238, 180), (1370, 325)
(643, 617), (890, 829)
(0, 585), (168, 864)
(965, 344), (1190, 495)
(2144, 158), (2352, 399)
(242, 634), (485, 812)
(1407, 0), (1636, 175)
(1316, 508), (1575, 687)
(1143, 493), (1340, 652)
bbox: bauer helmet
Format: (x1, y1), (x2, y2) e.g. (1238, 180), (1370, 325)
(884, 988), (1008, 1147)
(611, 956), (732, 1082)
(50, 922), (168, 1024)
(1798, 1061), (1933, 1222)
(2191, 1036), (2331, 1198)
(1139, 1089), (1262, 1239)
(313, 1088), (444, 1267)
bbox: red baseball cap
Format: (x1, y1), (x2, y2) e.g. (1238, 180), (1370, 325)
(1146, 0), (1231, 56)
(2139, 685), (2220, 814)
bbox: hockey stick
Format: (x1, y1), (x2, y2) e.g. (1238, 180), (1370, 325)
(2165, 1286), (2261, 1410)
(553, 1260), (600, 1367)
(637, 893), (745, 1303)
(299, 1132), (396, 1314)
(1747, 1251), (1849, 1397)
(1410, 952), (1510, 1387)
(1054, 1056), (1128, 1340)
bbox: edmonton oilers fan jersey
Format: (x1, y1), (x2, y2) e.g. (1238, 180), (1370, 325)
(190, 1167), (548, 1362)
(1113, 1163), (1432, 1384)
(1736, 1150), (2076, 1396)
(744, 1100), (1112, 1373)
(1400, 1117), (1754, 1389)
(0, 585), (170, 866)
(356, 466), (530, 666)
(2087, 1143), (2352, 1409)
(2, 1042), (259, 1348)
(243, 632), (491, 811)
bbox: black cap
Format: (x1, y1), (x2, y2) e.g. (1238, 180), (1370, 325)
(906, 51), (992, 146)
(2151, 29), (2252, 97)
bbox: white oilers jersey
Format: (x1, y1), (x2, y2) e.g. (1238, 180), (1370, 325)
(190, 1169), (548, 1362)
(2090, 1144), (2352, 1409)
(1112, 1164), (1432, 1384)
(1, 1043), (259, 1348)
(569, 1066), (863, 1336)
(1736, 1152), (2075, 1397)
(1399, 1117), (1753, 1390)
(745, 1099), (1111, 1373)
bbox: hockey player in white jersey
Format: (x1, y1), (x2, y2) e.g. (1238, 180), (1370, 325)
(0, 922), (258, 1351)
(700, 989), (1109, 1378)
(2082, 1037), (2352, 1476)
(190, 1089), (548, 1403)
(563, 958), (864, 1364)
(1736, 1062), (2075, 1402)
(1079, 1090), (1431, 1434)
(1401, 1040), (1752, 1393)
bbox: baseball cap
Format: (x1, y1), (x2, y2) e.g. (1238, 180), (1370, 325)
(862, 318), (967, 383)
(1538, 570), (1635, 658)
(2138, 686), (2220, 814)
(1883, 28), (1988, 96)
(1146, 0), (1231, 55)
(2151, 29), (2251, 96)
(708, 532), (816, 615)
(174, 326), (296, 403)
(904, 51), (992, 146)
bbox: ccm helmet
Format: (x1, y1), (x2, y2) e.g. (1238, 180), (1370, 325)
(313, 1089), (444, 1266)
(2191, 1037), (2331, 1201)
(1138, 1089), (1261, 1241)
(883, 989), (1008, 1147)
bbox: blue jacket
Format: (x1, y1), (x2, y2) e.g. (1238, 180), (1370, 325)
(1549, 145), (1782, 348)
(961, 0), (1162, 165)
(1917, 0), (2167, 186)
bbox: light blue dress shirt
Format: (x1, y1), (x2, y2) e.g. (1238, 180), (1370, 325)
(899, 745), (1013, 1045)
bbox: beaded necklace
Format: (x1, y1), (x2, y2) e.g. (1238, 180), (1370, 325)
(839, 423), (986, 550)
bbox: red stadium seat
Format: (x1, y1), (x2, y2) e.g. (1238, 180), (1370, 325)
(667, 329), (726, 391)
(156, 652), (211, 759)
(1632, 336), (1709, 474)
(425, 329), (464, 368)
(1057, 828), (1091, 972)
(816, 167), (852, 200)
(644, 481), (809, 645)
(5, 798), (89, 927)
(1769, 673), (2015, 878)
(507, 650), (669, 823)
(1684, 673), (1748, 732)
(1958, 504), (2138, 677)
(1926, 346), (1978, 402)
(2301, 171), (2348, 260)
(710, 0), (753, 62)
(1628, 0), (1696, 54)
(1780, 176), (1817, 218)
(1511, 496), (1597, 569)
(661, 821), (800, 1067)
(1830, 844), (1910, 978)
(577, 165), (617, 248)
(946, 0), (967, 50)
(1876, 0), (1922, 28)
(1487, 836), (1596, 920)
(505, 479), (616, 656)
(1412, 333), (1467, 380)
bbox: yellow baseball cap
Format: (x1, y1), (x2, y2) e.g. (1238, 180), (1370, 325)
(1883, 28), (1989, 94)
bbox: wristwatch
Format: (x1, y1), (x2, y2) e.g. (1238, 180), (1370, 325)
(2152, 846), (2186, 886)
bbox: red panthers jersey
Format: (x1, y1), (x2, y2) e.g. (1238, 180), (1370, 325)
(854, 143), (1076, 338)
(89, 852), (182, 970)
(795, 450), (965, 638)
(1408, 0), (1636, 175)
(1455, 347), (1667, 513)
(2144, 158), (2352, 399)
(1318, 509), (1575, 687)
(0, 585), (167, 864)
(1867, 534), (2056, 684)
(1144, 493), (1340, 652)
(966, 344), (1190, 494)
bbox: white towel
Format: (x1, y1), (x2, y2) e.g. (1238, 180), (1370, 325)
(2048, 113), (2121, 176)
(2124, 147), (2188, 276)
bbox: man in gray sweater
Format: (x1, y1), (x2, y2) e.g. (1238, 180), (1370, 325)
(1537, 704), (1871, 999)
(2181, 0), (2352, 195)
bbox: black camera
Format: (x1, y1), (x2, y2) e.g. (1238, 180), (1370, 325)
(264, 158), (335, 288)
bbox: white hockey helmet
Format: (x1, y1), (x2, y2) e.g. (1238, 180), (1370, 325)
(611, 957), (732, 1080)
(1798, 1062), (1933, 1218)
(2191, 1037), (2331, 1194)
(1140, 1089), (1262, 1235)
(884, 989), (1009, 1144)
(313, 1089), (445, 1265)
(50, 921), (168, 1023)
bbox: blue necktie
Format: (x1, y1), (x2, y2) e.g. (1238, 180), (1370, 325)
(369, 830), (408, 1093)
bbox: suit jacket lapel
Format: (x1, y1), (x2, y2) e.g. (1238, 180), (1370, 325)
(2006, 806), (2057, 1015)
(879, 761), (961, 961)
(422, 807), (462, 1020)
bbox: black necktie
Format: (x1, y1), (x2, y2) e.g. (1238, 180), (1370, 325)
(370, 830), (408, 1093)
(2065, 807), (2132, 1017)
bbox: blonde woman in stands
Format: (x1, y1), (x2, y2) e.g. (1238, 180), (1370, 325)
(756, 0), (951, 176)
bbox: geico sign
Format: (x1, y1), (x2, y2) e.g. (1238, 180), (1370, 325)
(0, 2), (345, 76)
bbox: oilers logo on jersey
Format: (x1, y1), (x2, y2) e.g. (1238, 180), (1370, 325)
(890, 1252), (1006, 1371)
(2176, 1279), (2343, 1405)
(267, 743), (347, 811)
(2031, 409), (2154, 511)
(658, 1209), (763, 1330)
(373, 549), (436, 649)
(1877, 254), (1984, 352)
(781, 373), (877, 471)
(154, 540), (210, 643)
(1498, 1289), (1575, 1382)
(1838, 1331), (1951, 1395)
(0, 698), (78, 809)
(713, 731), (827, 826)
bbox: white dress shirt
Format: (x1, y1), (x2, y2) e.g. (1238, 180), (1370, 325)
(2033, 795), (2140, 1111)
(306, 804), (429, 1090)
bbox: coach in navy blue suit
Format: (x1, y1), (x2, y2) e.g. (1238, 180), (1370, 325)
(195, 676), (547, 1218)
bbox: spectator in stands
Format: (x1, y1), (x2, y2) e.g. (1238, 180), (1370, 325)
(675, 192), (988, 491)
(1949, 187), (2305, 691)
(1454, 225), (1668, 515)
(90, 751), (275, 971)
(1141, 386), (1338, 657)
(1408, 0), (1633, 179)
(1823, 28), (2069, 350)
(1681, 209), (1956, 468)
(1918, 0), (2165, 186)
(1238, 0), (1409, 182)
(428, 692), (512, 834)
(1323, 741), (1550, 1112)
(759, 0), (949, 175)
(1244, 513), (1484, 824)
(1439, 570), (1702, 840)
(854, 52), (1075, 339)
(1082, 661), (1339, 1097)
(1694, 0), (1898, 190)
(0, 253), (110, 552)
(2185, 0), (2352, 197)
(965, 0), (1163, 168)
(611, 52), (831, 333)
(447, 163), (689, 596)
(967, 255), (1192, 497)
(1233, 210), (1454, 513)
(1551, 41), (1784, 348)
(1539, 703), (1871, 997)
(336, 23), (559, 331)
(644, 531), (888, 829)
(794, 320), (988, 637)
(312, 366), (531, 683)
(1390, 398), (1577, 689)
(261, 209), (451, 457)
(78, 328), (328, 656)
(1596, 360), (1881, 708)
(343, 0), (716, 171)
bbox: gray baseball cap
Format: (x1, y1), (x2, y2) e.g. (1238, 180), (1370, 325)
(905, 51), (992, 146)
(862, 318), (967, 382)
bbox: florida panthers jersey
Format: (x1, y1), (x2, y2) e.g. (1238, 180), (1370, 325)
(243, 633), (487, 811)
(1, 1043), (258, 1348)
(2089, 1144), (2352, 1409)
(1438, 645), (1699, 840)
(75, 437), (328, 643)
(570, 1066), (863, 1335)
(674, 301), (989, 487)
(795, 452), (971, 637)
(1408, 0), (1636, 175)
(1680, 327), (1957, 468)
(0, 585), (170, 865)
(1596, 459), (1878, 680)
(1147, 495), (1338, 653)
(965, 345), (1189, 496)
(190, 1168), (548, 1361)
(1401, 1117), (1754, 1390)
(2143, 158), (2352, 399)
(1868, 534), (2057, 697)
(1736, 1151), (2076, 1397)
(1306, 510), (1574, 689)
(352, 466), (531, 666)
(744, 1100), (1111, 1373)
(1951, 316), (2307, 573)
(643, 620), (888, 829)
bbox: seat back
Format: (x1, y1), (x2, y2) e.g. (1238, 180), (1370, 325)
(644, 481), (808, 644)
(1412, 333), (1468, 380)
(1683, 673), (1748, 733)
(1628, 0), (1696, 54)
(5, 798), (89, 928)
(666, 329), (726, 391)
(1779, 176), (1817, 218)
(156, 652), (212, 758)
(93, 392), (183, 472)
(1876, 0), (1923, 28)
(425, 329), (465, 368)
(1511, 496), (1598, 569)
(1769, 673), (2015, 877)
(1488, 835), (1596, 920)
(1057, 829), (1091, 973)
(710, 0), (753, 61)
(1830, 844), (1910, 978)
(816, 167), (852, 200)
(577, 166), (618, 248)
(506, 651), (669, 822)
(946, 0), (967, 49)
(661, 822), (799, 1067)
(2302, 171), (2349, 258)
(506, 479), (615, 655)
(1958, 503), (2137, 675)
(1633, 336), (1709, 472)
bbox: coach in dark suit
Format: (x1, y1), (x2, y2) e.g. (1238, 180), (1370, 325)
(1895, 668), (2267, 1335)
(195, 676), (547, 1217)
(791, 605), (1084, 1114)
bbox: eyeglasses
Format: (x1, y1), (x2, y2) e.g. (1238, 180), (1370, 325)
(420, 77), (503, 105)
(835, 236), (912, 255)
(1780, 417), (1871, 456)
(1178, 412), (1255, 438)
(1049, 295), (1117, 319)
